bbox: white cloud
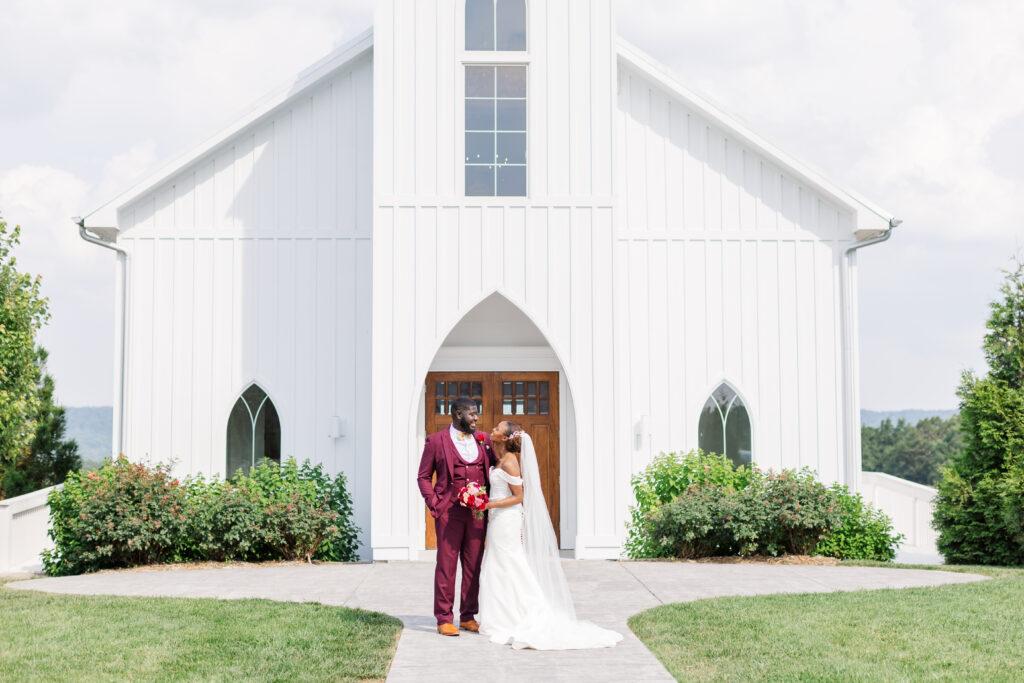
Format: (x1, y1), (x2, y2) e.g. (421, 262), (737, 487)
(0, 164), (115, 406)
(3, 0), (1023, 411)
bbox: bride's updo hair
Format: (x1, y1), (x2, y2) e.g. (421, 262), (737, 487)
(503, 421), (523, 453)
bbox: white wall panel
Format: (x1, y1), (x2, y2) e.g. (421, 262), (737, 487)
(120, 55), (372, 237)
(616, 61), (857, 484)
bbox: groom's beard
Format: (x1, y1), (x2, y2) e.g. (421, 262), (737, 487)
(453, 417), (474, 434)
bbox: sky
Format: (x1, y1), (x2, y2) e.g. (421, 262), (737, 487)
(2, 0), (1023, 410)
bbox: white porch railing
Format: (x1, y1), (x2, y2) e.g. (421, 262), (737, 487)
(860, 471), (940, 562)
(0, 485), (57, 573)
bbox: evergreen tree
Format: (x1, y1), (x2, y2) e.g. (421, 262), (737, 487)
(934, 261), (1024, 565)
(1, 348), (81, 498)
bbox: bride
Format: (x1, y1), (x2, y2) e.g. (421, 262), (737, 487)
(476, 420), (622, 650)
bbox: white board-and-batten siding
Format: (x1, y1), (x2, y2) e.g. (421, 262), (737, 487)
(615, 62), (853, 485)
(92, 0), (885, 562)
(114, 54), (374, 553)
(371, 0), (623, 558)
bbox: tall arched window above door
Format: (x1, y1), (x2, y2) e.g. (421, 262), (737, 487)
(466, 0), (527, 51)
(698, 384), (752, 467)
(226, 384), (281, 476)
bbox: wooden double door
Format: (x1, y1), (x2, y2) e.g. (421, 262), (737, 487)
(425, 371), (560, 549)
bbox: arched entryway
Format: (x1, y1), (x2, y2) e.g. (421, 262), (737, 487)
(418, 292), (577, 550)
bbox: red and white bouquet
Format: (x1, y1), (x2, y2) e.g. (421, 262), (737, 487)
(459, 482), (489, 520)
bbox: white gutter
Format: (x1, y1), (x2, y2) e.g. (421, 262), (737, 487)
(75, 217), (126, 458)
(840, 218), (901, 490)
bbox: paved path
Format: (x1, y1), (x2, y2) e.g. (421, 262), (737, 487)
(7, 562), (985, 682)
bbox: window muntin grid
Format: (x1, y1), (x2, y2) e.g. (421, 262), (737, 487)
(465, 64), (527, 197)
(226, 383), (281, 476)
(501, 380), (549, 415)
(466, 0), (527, 51)
(697, 384), (752, 467)
(435, 381), (485, 416)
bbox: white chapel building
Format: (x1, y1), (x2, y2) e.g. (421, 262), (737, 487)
(78, 0), (899, 561)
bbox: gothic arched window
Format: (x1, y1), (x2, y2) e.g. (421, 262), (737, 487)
(698, 384), (752, 467)
(226, 384), (281, 476)
(466, 0), (527, 51)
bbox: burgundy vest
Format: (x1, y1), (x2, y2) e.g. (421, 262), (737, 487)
(452, 449), (487, 491)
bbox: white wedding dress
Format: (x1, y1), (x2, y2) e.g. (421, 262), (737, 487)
(477, 435), (622, 650)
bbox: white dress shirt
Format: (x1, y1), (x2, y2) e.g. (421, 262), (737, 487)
(449, 425), (479, 462)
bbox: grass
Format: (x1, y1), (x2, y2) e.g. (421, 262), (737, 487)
(0, 577), (402, 682)
(628, 564), (1024, 681)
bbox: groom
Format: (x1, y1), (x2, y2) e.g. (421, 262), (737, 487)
(417, 396), (496, 636)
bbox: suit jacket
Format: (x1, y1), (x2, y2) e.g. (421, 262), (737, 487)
(417, 428), (496, 518)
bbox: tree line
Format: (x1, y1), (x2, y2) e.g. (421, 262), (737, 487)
(861, 414), (962, 487)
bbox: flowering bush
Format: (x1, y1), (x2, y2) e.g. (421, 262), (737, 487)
(626, 452), (901, 560)
(43, 456), (188, 576)
(43, 456), (361, 576)
(625, 450), (754, 558)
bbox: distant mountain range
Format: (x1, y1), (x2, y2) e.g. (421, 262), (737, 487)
(860, 409), (958, 428)
(65, 406), (113, 469)
(64, 406), (956, 464)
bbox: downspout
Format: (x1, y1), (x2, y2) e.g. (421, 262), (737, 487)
(840, 217), (901, 492)
(75, 218), (127, 458)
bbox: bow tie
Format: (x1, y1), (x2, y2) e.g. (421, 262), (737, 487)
(457, 432), (470, 440)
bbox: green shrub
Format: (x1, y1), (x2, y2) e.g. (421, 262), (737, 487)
(625, 451), (753, 558)
(627, 453), (900, 561)
(238, 458), (359, 562)
(814, 484), (902, 561)
(753, 469), (841, 556)
(648, 484), (736, 558)
(43, 456), (187, 576)
(44, 456), (361, 576)
(934, 374), (1024, 565)
(181, 479), (267, 562)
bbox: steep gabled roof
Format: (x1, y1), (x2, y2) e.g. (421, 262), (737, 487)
(81, 27), (374, 230)
(616, 38), (898, 235)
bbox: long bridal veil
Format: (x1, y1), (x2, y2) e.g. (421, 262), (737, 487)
(519, 433), (577, 620)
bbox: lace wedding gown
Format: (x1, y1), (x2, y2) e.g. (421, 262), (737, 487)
(477, 466), (622, 650)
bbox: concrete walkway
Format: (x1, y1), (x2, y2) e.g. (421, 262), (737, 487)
(7, 561), (985, 682)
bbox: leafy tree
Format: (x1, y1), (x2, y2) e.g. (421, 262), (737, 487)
(0, 217), (49, 479)
(1, 348), (81, 497)
(934, 261), (1024, 565)
(861, 415), (961, 486)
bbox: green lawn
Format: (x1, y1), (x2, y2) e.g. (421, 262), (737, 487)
(629, 564), (1024, 681)
(0, 578), (402, 682)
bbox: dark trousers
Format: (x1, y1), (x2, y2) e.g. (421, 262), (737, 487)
(433, 504), (487, 624)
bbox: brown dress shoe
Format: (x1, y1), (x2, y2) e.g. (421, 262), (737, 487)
(459, 620), (480, 633)
(437, 623), (459, 636)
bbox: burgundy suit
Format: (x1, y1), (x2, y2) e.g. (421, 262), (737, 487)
(417, 428), (496, 625)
